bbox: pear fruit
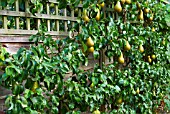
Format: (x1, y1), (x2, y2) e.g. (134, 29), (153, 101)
(162, 39), (165, 45)
(87, 47), (94, 53)
(92, 109), (100, 114)
(149, 14), (154, 21)
(83, 10), (90, 23)
(121, 0), (125, 4)
(125, 0), (131, 4)
(138, 10), (144, 20)
(86, 37), (94, 47)
(152, 27), (155, 32)
(139, 44), (144, 53)
(90, 83), (94, 88)
(151, 54), (156, 59)
(116, 96), (123, 104)
(144, 8), (149, 14)
(95, 9), (100, 21)
(99, 2), (105, 8)
(124, 40), (131, 51)
(31, 81), (39, 92)
(136, 88), (140, 94)
(118, 52), (124, 64)
(148, 56), (152, 63)
(114, 1), (122, 13)
(136, 2), (141, 10)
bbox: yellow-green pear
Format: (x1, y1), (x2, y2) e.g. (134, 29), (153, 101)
(121, 0), (125, 4)
(83, 10), (90, 23)
(31, 81), (39, 92)
(124, 40), (131, 51)
(149, 14), (154, 21)
(138, 10), (144, 20)
(151, 54), (156, 59)
(148, 56), (152, 63)
(92, 109), (100, 114)
(125, 0), (131, 4)
(152, 27), (155, 32)
(139, 44), (144, 53)
(114, 1), (122, 13)
(144, 8), (150, 14)
(162, 39), (165, 45)
(86, 37), (94, 47)
(136, 88), (140, 94)
(136, 2), (141, 10)
(118, 52), (124, 64)
(99, 2), (105, 8)
(95, 9), (100, 21)
(87, 47), (94, 53)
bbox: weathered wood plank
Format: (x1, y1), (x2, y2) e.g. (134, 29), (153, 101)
(25, 0), (30, 30)
(0, 10), (77, 21)
(15, 0), (20, 29)
(0, 29), (70, 36)
(2, 16), (7, 29)
(47, 3), (51, 31)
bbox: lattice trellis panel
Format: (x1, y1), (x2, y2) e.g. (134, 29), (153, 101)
(0, 0), (84, 36)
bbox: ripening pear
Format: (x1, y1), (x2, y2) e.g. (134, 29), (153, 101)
(118, 52), (124, 64)
(148, 56), (152, 63)
(162, 39), (165, 45)
(87, 47), (94, 53)
(92, 109), (100, 114)
(149, 14), (154, 21)
(139, 44), (144, 53)
(125, 0), (131, 4)
(136, 2), (141, 10)
(86, 37), (94, 47)
(114, 1), (122, 13)
(100, 2), (105, 8)
(124, 41), (131, 51)
(121, 0), (125, 4)
(31, 81), (39, 92)
(136, 88), (140, 94)
(144, 8), (150, 14)
(138, 10), (144, 20)
(83, 10), (90, 23)
(152, 27), (155, 32)
(151, 54), (156, 59)
(95, 8), (100, 21)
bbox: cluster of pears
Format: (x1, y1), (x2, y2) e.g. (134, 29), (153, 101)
(118, 41), (147, 64)
(137, 2), (154, 21)
(147, 54), (156, 63)
(86, 37), (94, 53)
(82, 2), (105, 23)
(118, 40), (131, 64)
(114, 0), (131, 13)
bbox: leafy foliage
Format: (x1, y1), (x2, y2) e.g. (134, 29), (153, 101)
(0, 0), (170, 114)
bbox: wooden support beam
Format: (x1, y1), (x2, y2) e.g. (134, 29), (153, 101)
(15, 0), (19, 29)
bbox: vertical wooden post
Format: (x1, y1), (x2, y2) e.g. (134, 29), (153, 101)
(37, 9), (41, 29)
(71, 8), (74, 28)
(2, 1), (7, 29)
(25, 0), (30, 30)
(15, 0), (19, 29)
(64, 8), (67, 32)
(78, 8), (81, 33)
(47, 2), (50, 31)
(55, 4), (59, 32)
(3, 16), (7, 29)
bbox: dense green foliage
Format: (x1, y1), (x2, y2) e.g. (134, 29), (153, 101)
(0, 0), (170, 114)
